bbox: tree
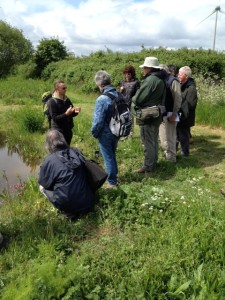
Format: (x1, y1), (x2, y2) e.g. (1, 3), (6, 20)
(34, 38), (68, 77)
(0, 21), (33, 77)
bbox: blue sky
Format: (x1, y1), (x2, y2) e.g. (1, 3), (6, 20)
(1, 0), (225, 56)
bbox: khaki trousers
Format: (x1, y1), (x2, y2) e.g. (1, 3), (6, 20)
(159, 117), (177, 162)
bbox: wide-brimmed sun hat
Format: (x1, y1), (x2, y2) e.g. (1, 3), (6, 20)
(139, 57), (161, 69)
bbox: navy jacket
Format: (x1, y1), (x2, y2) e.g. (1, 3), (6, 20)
(39, 148), (94, 214)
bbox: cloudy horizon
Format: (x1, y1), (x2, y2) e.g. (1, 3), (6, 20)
(1, 0), (225, 56)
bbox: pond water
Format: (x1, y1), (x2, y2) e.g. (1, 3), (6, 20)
(0, 145), (39, 195)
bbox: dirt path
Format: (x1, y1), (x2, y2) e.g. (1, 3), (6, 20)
(191, 125), (225, 186)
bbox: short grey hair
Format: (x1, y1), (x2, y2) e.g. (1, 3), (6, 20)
(179, 66), (192, 78)
(94, 70), (111, 86)
(46, 129), (68, 153)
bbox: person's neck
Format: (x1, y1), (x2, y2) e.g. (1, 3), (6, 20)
(53, 91), (65, 100)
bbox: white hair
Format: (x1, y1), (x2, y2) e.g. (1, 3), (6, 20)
(94, 70), (111, 86)
(179, 66), (192, 77)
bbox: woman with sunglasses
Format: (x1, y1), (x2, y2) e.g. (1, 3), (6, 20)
(47, 80), (81, 145)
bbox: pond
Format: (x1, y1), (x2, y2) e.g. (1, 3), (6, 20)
(0, 145), (39, 195)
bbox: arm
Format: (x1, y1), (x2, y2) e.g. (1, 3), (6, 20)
(48, 98), (78, 124)
(91, 96), (109, 138)
(129, 80), (141, 99)
(132, 78), (152, 107)
(171, 80), (182, 114)
(187, 85), (198, 111)
(67, 98), (80, 117)
(38, 158), (56, 191)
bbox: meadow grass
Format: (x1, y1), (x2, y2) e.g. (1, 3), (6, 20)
(0, 76), (225, 299)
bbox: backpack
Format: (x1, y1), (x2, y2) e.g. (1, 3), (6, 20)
(104, 92), (132, 138)
(42, 91), (52, 116)
(41, 91), (52, 128)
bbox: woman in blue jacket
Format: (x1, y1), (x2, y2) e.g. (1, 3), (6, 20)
(91, 71), (119, 189)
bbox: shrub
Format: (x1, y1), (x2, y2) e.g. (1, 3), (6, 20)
(13, 106), (44, 133)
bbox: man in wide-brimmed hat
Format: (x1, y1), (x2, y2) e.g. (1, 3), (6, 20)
(132, 57), (166, 174)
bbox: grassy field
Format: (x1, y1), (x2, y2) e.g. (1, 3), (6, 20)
(0, 76), (225, 299)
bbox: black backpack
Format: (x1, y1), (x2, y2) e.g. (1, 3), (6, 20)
(104, 92), (132, 138)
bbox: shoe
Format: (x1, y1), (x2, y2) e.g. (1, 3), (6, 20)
(104, 183), (117, 189)
(165, 152), (176, 163)
(220, 188), (225, 196)
(181, 151), (189, 157)
(135, 167), (154, 174)
(129, 133), (133, 138)
(189, 137), (194, 144)
(135, 167), (146, 174)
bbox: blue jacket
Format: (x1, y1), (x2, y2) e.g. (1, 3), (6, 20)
(91, 85), (117, 138)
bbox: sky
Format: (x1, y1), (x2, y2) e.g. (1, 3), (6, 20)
(1, 0), (225, 56)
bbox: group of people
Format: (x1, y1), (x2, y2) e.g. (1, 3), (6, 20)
(37, 56), (198, 219)
(91, 57), (198, 182)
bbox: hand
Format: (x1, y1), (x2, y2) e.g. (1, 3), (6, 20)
(74, 107), (81, 113)
(65, 106), (74, 116)
(168, 114), (177, 122)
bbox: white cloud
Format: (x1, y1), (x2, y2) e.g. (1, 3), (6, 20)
(1, 0), (225, 56)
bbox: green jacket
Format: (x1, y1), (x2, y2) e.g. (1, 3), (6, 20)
(131, 72), (165, 125)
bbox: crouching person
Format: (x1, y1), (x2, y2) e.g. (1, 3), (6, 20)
(38, 129), (95, 219)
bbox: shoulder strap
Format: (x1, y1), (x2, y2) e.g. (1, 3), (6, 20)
(103, 92), (116, 101)
(166, 76), (179, 88)
(47, 97), (58, 106)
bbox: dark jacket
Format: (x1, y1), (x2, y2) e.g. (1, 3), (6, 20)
(120, 79), (140, 107)
(48, 96), (77, 133)
(179, 79), (198, 127)
(38, 147), (94, 214)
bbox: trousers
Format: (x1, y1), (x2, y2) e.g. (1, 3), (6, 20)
(140, 122), (160, 172)
(159, 117), (177, 162)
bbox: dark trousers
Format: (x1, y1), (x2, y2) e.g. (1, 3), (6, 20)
(39, 185), (93, 219)
(177, 124), (190, 156)
(63, 130), (73, 145)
